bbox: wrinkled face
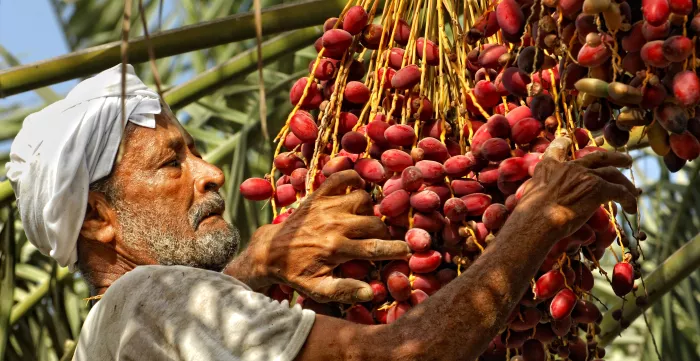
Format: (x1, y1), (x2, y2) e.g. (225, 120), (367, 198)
(108, 103), (239, 271)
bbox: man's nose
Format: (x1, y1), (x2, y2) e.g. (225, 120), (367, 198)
(193, 158), (225, 193)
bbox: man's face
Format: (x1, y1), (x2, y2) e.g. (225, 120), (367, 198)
(106, 103), (239, 271)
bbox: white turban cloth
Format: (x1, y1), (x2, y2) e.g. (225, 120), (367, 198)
(5, 64), (161, 270)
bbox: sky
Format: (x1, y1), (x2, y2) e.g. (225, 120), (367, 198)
(0, 0), (77, 153)
(0, 0), (77, 107)
(0, 0), (179, 154)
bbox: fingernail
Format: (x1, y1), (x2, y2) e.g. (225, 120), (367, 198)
(356, 287), (373, 302)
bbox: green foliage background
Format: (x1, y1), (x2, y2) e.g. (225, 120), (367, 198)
(0, 1), (697, 360)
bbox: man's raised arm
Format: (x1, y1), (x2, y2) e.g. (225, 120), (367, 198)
(296, 149), (638, 361)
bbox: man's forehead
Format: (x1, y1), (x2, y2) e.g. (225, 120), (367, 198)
(120, 105), (193, 164)
(126, 105), (193, 147)
(157, 102), (194, 144)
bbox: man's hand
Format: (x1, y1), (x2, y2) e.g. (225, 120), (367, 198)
(296, 141), (643, 361)
(226, 170), (410, 304)
(519, 138), (639, 241)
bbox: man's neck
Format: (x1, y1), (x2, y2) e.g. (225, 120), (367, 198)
(78, 238), (155, 295)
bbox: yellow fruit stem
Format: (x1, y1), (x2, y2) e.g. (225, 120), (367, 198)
(465, 225), (485, 253)
(368, 0), (406, 118)
(607, 201), (626, 257)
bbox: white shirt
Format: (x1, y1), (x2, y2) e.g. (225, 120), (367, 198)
(73, 265), (315, 361)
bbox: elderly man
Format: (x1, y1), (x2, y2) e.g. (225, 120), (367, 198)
(6, 65), (638, 361)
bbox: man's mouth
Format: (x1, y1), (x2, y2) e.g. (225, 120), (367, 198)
(191, 195), (226, 229)
(199, 207), (224, 224)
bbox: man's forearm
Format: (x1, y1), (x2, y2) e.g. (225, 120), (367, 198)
(313, 209), (559, 361)
(377, 209), (557, 360)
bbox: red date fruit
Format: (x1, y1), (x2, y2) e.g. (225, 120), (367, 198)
(481, 138), (512, 161)
(482, 203), (509, 230)
(535, 270), (565, 299)
(550, 289), (577, 320)
(240, 178), (273, 201)
(640, 40), (670, 67)
(409, 250), (443, 273)
(415, 160), (446, 183)
(451, 179), (485, 196)
(322, 28), (353, 52)
(385, 124), (417, 147)
(409, 289), (430, 306)
(611, 262), (635, 296)
(274, 184), (297, 207)
(392, 64), (422, 89)
(663, 35), (693, 62)
(670, 131), (700, 160)
(386, 302), (411, 323)
(340, 260), (371, 280)
(355, 158), (386, 183)
(512, 117), (543, 144)
(672, 70), (700, 107)
(369, 280), (388, 304)
(496, 0), (525, 37)
(387, 271), (412, 301)
(401, 166), (423, 192)
(341, 131), (368, 154)
(461, 193), (493, 216)
(289, 110), (319, 142)
(405, 228), (432, 252)
(416, 37), (440, 65)
(344, 81), (371, 104)
(643, 0), (670, 26)
(342, 6), (368, 35)
(380, 189), (410, 217)
(417, 137), (450, 163)
(361, 24), (383, 49)
(410, 190), (442, 213)
(444, 197), (468, 222)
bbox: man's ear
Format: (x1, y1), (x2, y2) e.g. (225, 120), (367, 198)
(80, 191), (116, 244)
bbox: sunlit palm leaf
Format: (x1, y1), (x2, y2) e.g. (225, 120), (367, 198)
(0, 207), (16, 361)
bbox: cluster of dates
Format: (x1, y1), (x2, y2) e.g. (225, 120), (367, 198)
(467, 0), (700, 172)
(235, 0), (659, 360)
(569, 0), (700, 171)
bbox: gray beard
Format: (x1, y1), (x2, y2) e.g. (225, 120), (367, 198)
(114, 196), (240, 272)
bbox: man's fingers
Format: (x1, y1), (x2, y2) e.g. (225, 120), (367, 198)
(572, 151), (632, 169)
(342, 215), (391, 239)
(311, 170), (365, 198)
(336, 238), (411, 262)
(542, 136), (572, 162)
(591, 166), (640, 214)
(335, 189), (375, 216)
(591, 167), (640, 196)
(600, 181), (638, 214)
(313, 277), (374, 304)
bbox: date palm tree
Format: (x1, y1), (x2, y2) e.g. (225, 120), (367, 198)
(0, 1), (698, 360)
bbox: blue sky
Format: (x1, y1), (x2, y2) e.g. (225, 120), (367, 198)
(0, 0), (77, 153)
(0, 0), (77, 107)
(0, 1), (180, 153)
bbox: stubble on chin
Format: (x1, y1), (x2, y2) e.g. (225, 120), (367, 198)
(115, 204), (240, 271)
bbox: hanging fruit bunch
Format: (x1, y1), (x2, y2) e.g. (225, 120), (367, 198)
(236, 0), (674, 359)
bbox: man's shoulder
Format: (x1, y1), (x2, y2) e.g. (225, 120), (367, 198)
(110, 264), (249, 293)
(79, 265), (252, 342)
(74, 266), (256, 360)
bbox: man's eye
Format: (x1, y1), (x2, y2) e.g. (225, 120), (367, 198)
(166, 159), (181, 167)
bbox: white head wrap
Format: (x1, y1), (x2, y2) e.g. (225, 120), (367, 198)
(5, 64), (161, 270)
